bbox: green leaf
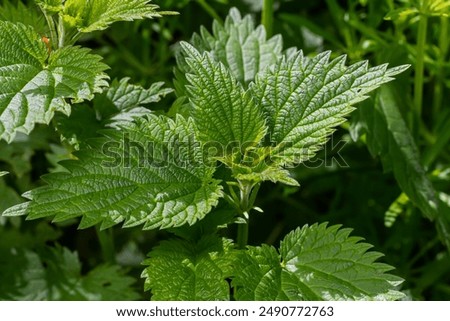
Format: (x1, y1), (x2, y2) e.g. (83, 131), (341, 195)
(385, 7), (420, 22)
(3, 115), (223, 230)
(181, 42), (267, 151)
(62, 0), (165, 33)
(142, 235), (233, 300)
(0, 171), (8, 177)
(218, 146), (299, 186)
(385, 193), (410, 227)
(233, 162), (299, 186)
(0, 127), (54, 178)
(174, 7), (282, 100)
(233, 223), (405, 300)
(0, 245), (139, 300)
(233, 244), (285, 300)
(191, 7), (283, 85)
(94, 77), (173, 128)
(35, 0), (64, 15)
(169, 202), (236, 241)
(0, 21), (109, 142)
(250, 50), (409, 166)
(81, 264), (140, 300)
(47, 45), (109, 101)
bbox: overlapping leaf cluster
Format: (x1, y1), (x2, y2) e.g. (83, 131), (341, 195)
(0, 0), (169, 142)
(2, 6), (408, 301)
(0, 246), (139, 300)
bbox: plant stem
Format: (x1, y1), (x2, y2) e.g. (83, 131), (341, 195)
(58, 14), (65, 48)
(262, 0), (274, 37)
(239, 181), (252, 212)
(433, 16), (448, 118)
(326, 0), (354, 53)
(96, 226), (116, 263)
(423, 116), (450, 167)
(408, 236), (440, 267)
(237, 220), (249, 249)
(235, 180), (256, 249)
(413, 0), (428, 134)
(40, 7), (58, 50)
(196, 0), (223, 24)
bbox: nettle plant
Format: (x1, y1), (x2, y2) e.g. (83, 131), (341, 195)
(1, 2), (409, 300)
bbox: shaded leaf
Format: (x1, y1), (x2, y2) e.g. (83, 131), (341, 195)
(352, 85), (450, 249)
(0, 1), (47, 33)
(169, 202), (236, 241)
(95, 77), (173, 128)
(54, 104), (101, 149)
(142, 235), (233, 300)
(0, 245), (139, 300)
(352, 85), (438, 221)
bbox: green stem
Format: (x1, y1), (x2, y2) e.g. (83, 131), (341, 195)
(433, 16), (448, 118)
(196, 0), (222, 23)
(325, 0), (354, 52)
(95, 226), (116, 263)
(413, 1), (429, 133)
(239, 181), (252, 212)
(108, 36), (153, 74)
(65, 27), (82, 46)
(422, 116), (450, 167)
(262, 0), (274, 37)
(408, 236), (440, 267)
(235, 181), (257, 249)
(237, 220), (249, 249)
(142, 21), (152, 68)
(40, 8), (58, 50)
(386, 0), (395, 11)
(57, 14), (65, 48)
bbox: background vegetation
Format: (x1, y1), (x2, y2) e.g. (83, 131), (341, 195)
(1, 0), (449, 300)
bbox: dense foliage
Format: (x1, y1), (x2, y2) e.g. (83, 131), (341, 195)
(1, 0), (449, 300)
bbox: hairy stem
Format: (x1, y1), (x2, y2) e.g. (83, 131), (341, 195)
(262, 0), (274, 37)
(413, 1), (428, 134)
